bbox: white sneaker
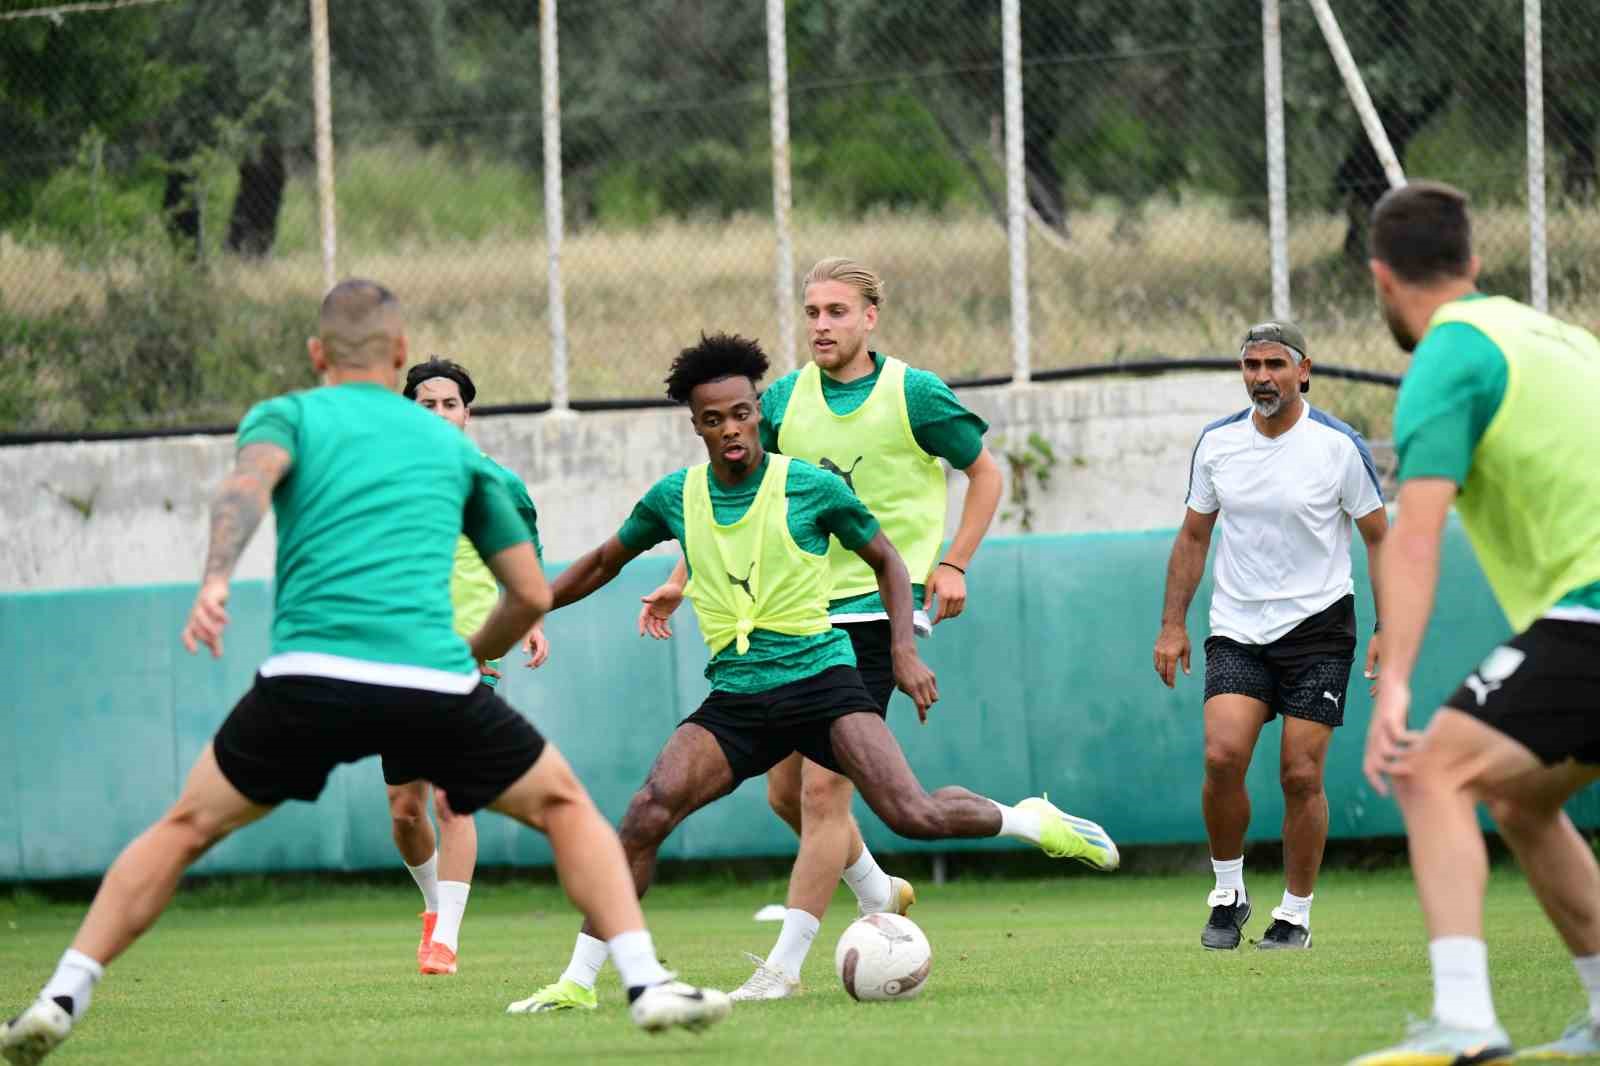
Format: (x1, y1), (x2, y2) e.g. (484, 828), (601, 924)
(629, 980), (732, 1033)
(729, 953), (800, 1002)
(1, 1000), (72, 1066)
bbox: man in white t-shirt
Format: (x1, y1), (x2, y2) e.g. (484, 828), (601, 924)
(1153, 321), (1388, 951)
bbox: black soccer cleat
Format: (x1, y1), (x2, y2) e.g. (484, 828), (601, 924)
(1256, 915), (1312, 950)
(1201, 888), (1251, 950)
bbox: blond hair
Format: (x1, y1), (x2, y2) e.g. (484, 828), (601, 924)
(802, 257), (885, 308)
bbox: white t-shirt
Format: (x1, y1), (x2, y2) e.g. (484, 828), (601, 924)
(1186, 402), (1384, 646)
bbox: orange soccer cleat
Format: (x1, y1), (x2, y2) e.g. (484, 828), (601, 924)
(416, 912), (438, 970)
(419, 941), (458, 976)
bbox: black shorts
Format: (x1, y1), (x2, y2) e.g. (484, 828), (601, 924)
(1203, 595), (1357, 727)
(1444, 619), (1600, 765)
(683, 665), (878, 784)
(840, 620), (895, 715)
(213, 674), (546, 814)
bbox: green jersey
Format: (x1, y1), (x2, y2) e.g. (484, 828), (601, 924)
(450, 453), (542, 688)
(237, 382), (531, 689)
(760, 352), (988, 616)
(1395, 294), (1600, 620)
(618, 453), (879, 693)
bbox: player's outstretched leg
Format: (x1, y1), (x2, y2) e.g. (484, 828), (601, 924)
(1484, 771), (1600, 1060)
(828, 713), (1119, 870)
(767, 754), (914, 919)
(502, 726), (734, 1020)
(1349, 711), (1535, 1066)
(1, 745), (271, 1066)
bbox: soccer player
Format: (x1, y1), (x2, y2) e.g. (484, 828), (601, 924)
(506, 332), (1116, 1015)
(392, 356), (550, 976)
(1153, 320), (1387, 951)
(0, 281), (729, 1066)
(1351, 183), (1600, 1064)
(635, 257), (1004, 999)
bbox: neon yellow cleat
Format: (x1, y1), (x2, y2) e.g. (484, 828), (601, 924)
(1018, 794), (1120, 871)
(505, 978), (599, 1014)
(860, 876), (917, 918)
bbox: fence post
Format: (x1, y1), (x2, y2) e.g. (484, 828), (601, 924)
(308, 0), (336, 293)
(541, 0), (571, 413)
(767, 0), (796, 371)
(1525, 0), (1548, 312)
(1308, 0), (1405, 190)
(1002, 0), (1030, 385)
(1263, 0), (1291, 321)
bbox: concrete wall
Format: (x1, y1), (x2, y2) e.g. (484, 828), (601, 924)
(2, 371), (1245, 591)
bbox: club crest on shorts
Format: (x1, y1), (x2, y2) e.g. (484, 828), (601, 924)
(1464, 645), (1526, 706)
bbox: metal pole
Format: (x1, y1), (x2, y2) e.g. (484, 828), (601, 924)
(1002, 0), (1030, 384)
(1307, 0), (1406, 189)
(308, 0), (336, 292)
(1525, 0), (1548, 311)
(767, 0), (796, 370)
(1263, 0), (1291, 320)
(541, 0), (570, 412)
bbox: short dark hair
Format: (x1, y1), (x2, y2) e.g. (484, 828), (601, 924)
(1370, 181), (1473, 284)
(403, 356), (477, 405)
(663, 332), (769, 405)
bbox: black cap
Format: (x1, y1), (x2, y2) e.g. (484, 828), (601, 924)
(1240, 320), (1310, 393)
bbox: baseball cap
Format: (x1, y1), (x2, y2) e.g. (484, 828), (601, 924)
(1239, 320), (1310, 393)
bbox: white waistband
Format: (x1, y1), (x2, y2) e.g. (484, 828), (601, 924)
(258, 652), (481, 693)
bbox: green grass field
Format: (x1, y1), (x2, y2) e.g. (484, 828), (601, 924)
(0, 868), (1584, 1066)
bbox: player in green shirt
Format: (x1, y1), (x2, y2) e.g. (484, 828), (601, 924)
(389, 357), (550, 976)
(506, 332), (1114, 1016)
(1351, 183), (1600, 1065)
(637, 259), (1003, 999)
(0, 282), (729, 1066)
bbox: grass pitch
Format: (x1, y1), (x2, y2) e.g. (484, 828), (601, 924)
(0, 867), (1583, 1066)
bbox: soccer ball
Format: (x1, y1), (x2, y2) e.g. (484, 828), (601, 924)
(834, 913), (932, 1002)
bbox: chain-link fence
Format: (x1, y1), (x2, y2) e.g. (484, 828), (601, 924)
(2, 0), (1592, 437)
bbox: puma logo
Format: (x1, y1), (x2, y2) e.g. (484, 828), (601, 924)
(728, 562), (755, 600)
(1322, 691), (1340, 707)
(819, 455), (864, 493)
(1464, 645), (1528, 706)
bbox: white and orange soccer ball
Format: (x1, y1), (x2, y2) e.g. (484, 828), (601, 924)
(834, 913), (932, 1002)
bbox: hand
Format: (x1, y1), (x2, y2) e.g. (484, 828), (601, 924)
(478, 659), (503, 680)
(891, 645), (939, 723)
(1153, 623), (1190, 688)
(522, 622), (550, 669)
(1363, 635), (1381, 696)
(925, 563), (968, 624)
(637, 581), (684, 640)
(1362, 678), (1423, 796)
(181, 578), (231, 657)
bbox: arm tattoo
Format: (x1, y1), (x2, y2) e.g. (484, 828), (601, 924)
(203, 443), (291, 582)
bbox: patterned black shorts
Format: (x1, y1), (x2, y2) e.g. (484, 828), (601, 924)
(1202, 595), (1358, 727)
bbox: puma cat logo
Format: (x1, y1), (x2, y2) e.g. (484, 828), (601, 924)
(1464, 645), (1528, 706)
(819, 455), (864, 492)
(728, 562), (755, 600)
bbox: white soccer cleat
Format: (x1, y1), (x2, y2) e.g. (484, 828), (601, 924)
(1, 999), (72, 1066)
(629, 980), (732, 1033)
(729, 953), (801, 1002)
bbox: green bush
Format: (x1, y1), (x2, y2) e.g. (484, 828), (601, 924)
(795, 92), (972, 214)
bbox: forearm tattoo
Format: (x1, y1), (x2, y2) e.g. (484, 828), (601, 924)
(203, 443), (290, 582)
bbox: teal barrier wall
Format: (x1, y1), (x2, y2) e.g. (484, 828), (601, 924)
(4, 522), (1594, 881)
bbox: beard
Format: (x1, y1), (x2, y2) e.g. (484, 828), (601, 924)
(1382, 300), (1418, 352)
(1252, 391), (1283, 418)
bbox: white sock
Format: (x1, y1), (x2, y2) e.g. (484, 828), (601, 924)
(766, 909), (820, 981)
(560, 932), (610, 991)
(1278, 890), (1312, 927)
(992, 801), (1042, 844)
(431, 881), (470, 952)
(843, 846), (893, 913)
(1430, 936), (1497, 1029)
(405, 852), (440, 912)
(608, 930), (671, 993)
(1211, 856), (1246, 900)
(40, 949), (103, 1021)
(1574, 954), (1600, 1023)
